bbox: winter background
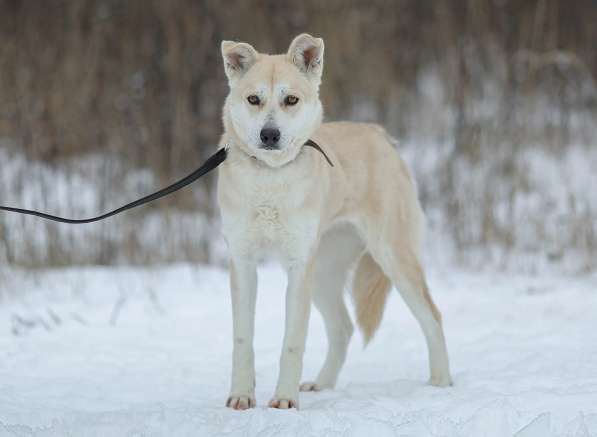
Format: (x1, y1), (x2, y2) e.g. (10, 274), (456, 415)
(0, 1), (596, 436)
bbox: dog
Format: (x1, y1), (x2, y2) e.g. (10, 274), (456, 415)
(217, 33), (452, 410)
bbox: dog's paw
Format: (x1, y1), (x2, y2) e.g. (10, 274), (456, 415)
(429, 374), (453, 387)
(299, 381), (324, 392)
(226, 395), (256, 410)
(268, 397), (299, 409)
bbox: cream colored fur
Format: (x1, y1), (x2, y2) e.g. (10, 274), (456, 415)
(217, 34), (452, 410)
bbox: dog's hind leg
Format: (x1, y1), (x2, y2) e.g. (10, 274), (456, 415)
(300, 225), (364, 392)
(367, 228), (453, 387)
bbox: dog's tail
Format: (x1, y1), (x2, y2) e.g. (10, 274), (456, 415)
(351, 253), (392, 346)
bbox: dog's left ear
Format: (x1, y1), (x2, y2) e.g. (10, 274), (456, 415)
(287, 34), (324, 85)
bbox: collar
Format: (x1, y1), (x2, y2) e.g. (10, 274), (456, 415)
(240, 139), (334, 167)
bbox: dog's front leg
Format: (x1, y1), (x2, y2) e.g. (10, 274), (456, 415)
(269, 259), (315, 409)
(226, 259), (258, 410)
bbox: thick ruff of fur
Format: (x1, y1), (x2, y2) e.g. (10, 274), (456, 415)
(217, 34), (452, 410)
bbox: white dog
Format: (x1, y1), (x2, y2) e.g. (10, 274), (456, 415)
(217, 33), (452, 410)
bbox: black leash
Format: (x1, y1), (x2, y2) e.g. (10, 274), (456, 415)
(0, 148), (228, 224)
(0, 140), (332, 224)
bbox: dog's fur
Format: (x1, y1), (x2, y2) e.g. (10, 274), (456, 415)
(217, 34), (452, 410)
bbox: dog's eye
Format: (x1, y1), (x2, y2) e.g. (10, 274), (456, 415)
(247, 95), (260, 105)
(284, 95), (299, 106)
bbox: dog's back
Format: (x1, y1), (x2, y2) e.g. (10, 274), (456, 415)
(312, 121), (426, 253)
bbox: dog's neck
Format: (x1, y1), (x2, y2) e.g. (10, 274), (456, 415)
(224, 135), (332, 169)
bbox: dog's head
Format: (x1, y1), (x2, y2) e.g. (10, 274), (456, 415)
(221, 34), (324, 167)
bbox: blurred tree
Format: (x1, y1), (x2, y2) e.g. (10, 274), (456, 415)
(0, 0), (595, 268)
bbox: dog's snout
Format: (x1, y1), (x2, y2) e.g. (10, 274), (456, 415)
(260, 128), (281, 148)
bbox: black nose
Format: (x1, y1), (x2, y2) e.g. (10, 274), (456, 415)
(260, 128), (281, 148)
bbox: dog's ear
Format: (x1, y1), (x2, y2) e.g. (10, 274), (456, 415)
(287, 34), (324, 84)
(221, 41), (258, 86)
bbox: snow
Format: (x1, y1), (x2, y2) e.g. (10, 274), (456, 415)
(0, 263), (596, 436)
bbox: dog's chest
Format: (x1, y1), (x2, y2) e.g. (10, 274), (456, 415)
(218, 160), (320, 260)
(241, 181), (293, 240)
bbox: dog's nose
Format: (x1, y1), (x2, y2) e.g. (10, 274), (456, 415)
(260, 128), (281, 148)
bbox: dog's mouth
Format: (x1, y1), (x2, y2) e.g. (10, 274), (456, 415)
(259, 144), (281, 151)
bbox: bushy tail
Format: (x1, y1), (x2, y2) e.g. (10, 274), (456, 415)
(351, 253), (392, 345)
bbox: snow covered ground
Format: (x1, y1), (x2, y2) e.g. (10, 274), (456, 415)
(0, 263), (596, 436)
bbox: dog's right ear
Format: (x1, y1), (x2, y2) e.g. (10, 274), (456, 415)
(221, 41), (258, 86)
